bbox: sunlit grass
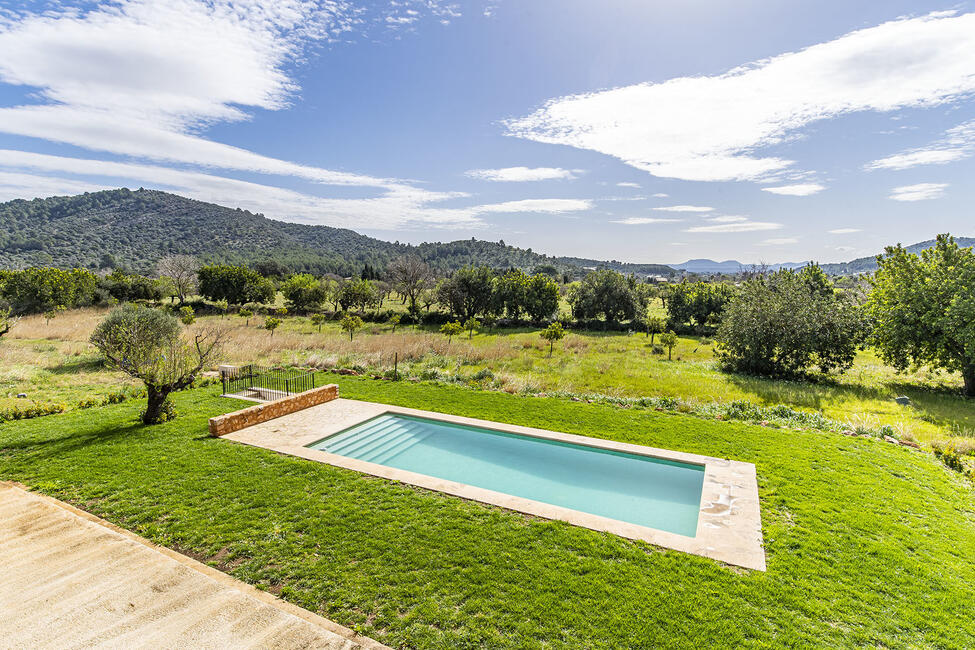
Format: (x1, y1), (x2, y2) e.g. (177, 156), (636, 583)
(3, 305), (974, 443)
(1, 380), (973, 647)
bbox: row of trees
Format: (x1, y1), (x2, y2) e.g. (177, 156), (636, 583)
(710, 235), (975, 396)
(194, 259), (563, 323)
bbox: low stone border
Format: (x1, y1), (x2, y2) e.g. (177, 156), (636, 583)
(210, 384), (339, 437)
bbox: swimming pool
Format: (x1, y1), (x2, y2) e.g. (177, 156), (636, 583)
(308, 413), (706, 537)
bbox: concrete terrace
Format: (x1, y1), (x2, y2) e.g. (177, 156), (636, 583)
(0, 482), (386, 650)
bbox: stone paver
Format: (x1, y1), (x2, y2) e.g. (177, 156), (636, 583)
(0, 482), (386, 650)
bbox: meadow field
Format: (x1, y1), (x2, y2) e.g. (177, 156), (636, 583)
(3, 303), (974, 446)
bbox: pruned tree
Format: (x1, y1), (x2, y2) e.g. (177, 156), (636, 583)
(388, 255), (432, 317)
(156, 255), (198, 305)
(90, 305), (222, 424)
(44, 304), (66, 325)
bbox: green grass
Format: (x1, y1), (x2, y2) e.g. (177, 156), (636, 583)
(2, 377), (974, 648)
(6, 306), (975, 444)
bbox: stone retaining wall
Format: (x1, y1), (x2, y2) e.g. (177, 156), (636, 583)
(209, 384), (339, 437)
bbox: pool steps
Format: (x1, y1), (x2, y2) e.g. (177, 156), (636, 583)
(322, 417), (434, 464)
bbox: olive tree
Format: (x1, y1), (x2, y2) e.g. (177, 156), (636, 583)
(867, 235), (975, 396)
(90, 305), (222, 424)
(436, 267), (495, 320)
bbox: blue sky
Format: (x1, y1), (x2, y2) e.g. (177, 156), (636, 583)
(0, 1), (974, 264)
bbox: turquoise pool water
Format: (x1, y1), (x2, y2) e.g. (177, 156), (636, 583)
(308, 413), (705, 537)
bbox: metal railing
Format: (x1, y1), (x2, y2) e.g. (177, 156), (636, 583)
(221, 365), (316, 399)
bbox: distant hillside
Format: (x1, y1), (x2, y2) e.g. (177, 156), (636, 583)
(674, 259), (808, 274)
(819, 237), (975, 275)
(675, 237), (975, 276)
(0, 188), (675, 277)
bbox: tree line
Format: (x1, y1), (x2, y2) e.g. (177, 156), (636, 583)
(4, 235), (975, 395)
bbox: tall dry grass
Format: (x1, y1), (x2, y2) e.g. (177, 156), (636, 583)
(9, 308), (109, 342)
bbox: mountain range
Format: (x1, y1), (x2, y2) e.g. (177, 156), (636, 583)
(0, 188), (968, 278)
(0, 188), (673, 277)
(674, 236), (975, 275)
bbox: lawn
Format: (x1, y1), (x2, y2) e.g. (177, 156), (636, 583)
(1, 377), (973, 648)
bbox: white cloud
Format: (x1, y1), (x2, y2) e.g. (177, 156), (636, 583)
(0, 150), (594, 229)
(866, 119), (975, 170)
(610, 217), (682, 225)
(0, 150), (485, 230)
(616, 182), (641, 188)
(758, 237), (799, 245)
(0, 0), (481, 230)
(652, 205), (713, 212)
(762, 183), (826, 196)
(828, 228), (862, 234)
(686, 219), (782, 233)
(652, 193), (669, 198)
(706, 215), (749, 223)
(465, 167), (580, 182)
(835, 246), (856, 253)
(507, 12), (975, 182)
(471, 198), (592, 214)
(889, 182), (948, 201)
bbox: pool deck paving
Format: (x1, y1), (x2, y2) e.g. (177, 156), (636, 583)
(221, 397), (767, 571)
(0, 481), (387, 650)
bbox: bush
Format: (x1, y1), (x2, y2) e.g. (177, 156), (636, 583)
(0, 402), (66, 422)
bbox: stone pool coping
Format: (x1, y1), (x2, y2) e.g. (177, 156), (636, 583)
(219, 397), (766, 571)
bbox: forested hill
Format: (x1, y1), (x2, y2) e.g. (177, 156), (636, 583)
(0, 188), (675, 277)
(819, 236), (975, 275)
